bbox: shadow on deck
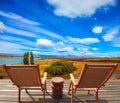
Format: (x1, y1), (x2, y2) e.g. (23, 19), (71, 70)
(0, 79), (120, 103)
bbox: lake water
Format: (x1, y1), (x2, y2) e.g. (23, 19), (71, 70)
(112, 73), (120, 77)
(0, 57), (39, 65)
(0, 57), (23, 65)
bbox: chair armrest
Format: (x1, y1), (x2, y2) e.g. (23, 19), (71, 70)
(42, 72), (47, 84)
(70, 73), (75, 81)
(70, 73), (77, 85)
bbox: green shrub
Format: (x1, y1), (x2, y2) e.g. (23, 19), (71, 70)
(44, 60), (76, 76)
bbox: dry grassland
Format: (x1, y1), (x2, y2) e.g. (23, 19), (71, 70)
(0, 57), (120, 79)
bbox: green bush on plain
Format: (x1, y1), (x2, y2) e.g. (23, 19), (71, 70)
(44, 60), (76, 76)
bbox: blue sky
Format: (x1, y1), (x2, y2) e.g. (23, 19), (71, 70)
(0, 0), (120, 57)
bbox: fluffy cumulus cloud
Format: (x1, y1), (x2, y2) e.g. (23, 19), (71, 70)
(36, 39), (54, 49)
(55, 41), (74, 53)
(92, 26), (103, 34)
(36, 39), (75, 55)
(67, 36), (100, 45)
(47, 0), (116, 18)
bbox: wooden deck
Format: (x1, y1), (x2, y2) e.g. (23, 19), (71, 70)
(0, 79), (120, 103)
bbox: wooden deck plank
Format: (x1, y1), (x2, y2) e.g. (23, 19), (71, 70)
(0, 79), (120, 103)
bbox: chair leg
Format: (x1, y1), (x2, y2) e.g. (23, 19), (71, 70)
(43, 82), (47, 93)
(68, 81), (72, 94)
(25, 89), (28, 93)
(88, 90), (90, 94)
(71, 84), (74, 103)
(43, 89), (45, 102)
(45, 81), (47, 93)
(18, 89), (21, 103)
(96, 90), (98, 103)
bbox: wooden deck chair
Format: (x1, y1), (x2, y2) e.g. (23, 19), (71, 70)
(68, 64), (118, 103)
(3, 64), (47, 103)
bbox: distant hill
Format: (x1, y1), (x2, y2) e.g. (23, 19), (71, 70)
(0, 53), (22, 57)
(59, 57), (120, 63)
(0, 53), (120, 60)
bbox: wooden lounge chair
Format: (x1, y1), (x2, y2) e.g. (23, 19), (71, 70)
(3, 64), (47, 103)
(68, 63), (118, 103)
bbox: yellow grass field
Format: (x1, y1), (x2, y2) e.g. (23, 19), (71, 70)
(0, 58), (120, 79)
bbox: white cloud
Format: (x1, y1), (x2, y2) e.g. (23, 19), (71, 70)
(78, 47), (88, 52)
(92, 26), (103, 33)
(92, 47), (99, 50)
(67, 36), (81, 43)
(36, 39), (54, 49)
(34, 27), (66, 41)
(0, 22), (39, 38)
(67, 36), (100, 45)
(55, 41), (65, 48)
(1, 20), (66, 41)
(0, 41), (35, 53)
(4, 26), (39, 38)
(103, 29), (118, 41)
(0, 21), (6, 32)
(112, 37), (120, 47)
(53, 41), (74, 53)
(57, 41), (65, 46)
(36, 39), (74, 55)
(93, 52), (120, 57)
(0, 35), (36, 46)
(47, 0), (116, 18)
(86, 52), (94, 55)
(77, 47), (89, 54)
(57, 46), (74, 53)
(0, 11), (40, 25)
(102, 27), (120, 47)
